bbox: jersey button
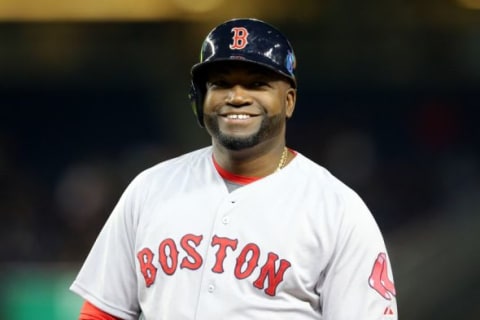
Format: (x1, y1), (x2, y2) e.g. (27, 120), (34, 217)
(208, 284), (215, 293)
(222, 216), (230, 225)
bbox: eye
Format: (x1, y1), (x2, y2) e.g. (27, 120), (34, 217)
(249, 80), (269, 89)
(207, 79), (229, 89)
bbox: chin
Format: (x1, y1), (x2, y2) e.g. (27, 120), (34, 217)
(217, 134), (260, 150)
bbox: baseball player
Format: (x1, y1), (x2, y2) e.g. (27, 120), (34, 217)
(70, 18), (398, 319)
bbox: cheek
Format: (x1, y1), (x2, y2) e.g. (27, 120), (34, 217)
(266, 96), (287, 115)
(264, 88), (289, 112)
(203, 92), (222, 113)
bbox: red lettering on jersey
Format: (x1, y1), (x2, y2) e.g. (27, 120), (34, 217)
(235, 243), (260, 279)
(211, 235), (238, 273)
(159, 238), (179, 275)
(180, 234), (204, 270)
(229, 27), (249, 50)
(137, 247), (157, 287)
(253, 252), (291, 296)
(138, 234), (292, 297)
(368, 252), (396, 300)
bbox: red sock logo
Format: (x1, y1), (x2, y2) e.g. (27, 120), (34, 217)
(368, 252), (396, 300)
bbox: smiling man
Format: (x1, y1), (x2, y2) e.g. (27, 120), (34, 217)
(70, 18), (398, 320)
(201, 61), (296, 177)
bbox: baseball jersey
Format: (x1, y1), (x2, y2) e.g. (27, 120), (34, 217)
(70, 146), (397, 319)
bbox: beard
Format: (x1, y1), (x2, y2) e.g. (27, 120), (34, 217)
(204, 113), (284, 151)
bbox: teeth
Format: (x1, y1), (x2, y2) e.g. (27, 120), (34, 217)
(226, 114), (250, 119)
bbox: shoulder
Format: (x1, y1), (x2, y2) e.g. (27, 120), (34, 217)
(122, 146), (214, 195)
(289, 152), (370, 215)
(292, 152), (383, 241)
(135, 146), (212, 180)
(290, 152), (358, 195)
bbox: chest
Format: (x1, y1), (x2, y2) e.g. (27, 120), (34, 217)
(137, 183), (338, 282)
(132, 177), (340, 319)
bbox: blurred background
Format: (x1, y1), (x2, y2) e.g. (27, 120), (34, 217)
(1, 0), (479, 319)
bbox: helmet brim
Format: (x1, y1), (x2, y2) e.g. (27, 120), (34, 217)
(191, 58), (296, 89)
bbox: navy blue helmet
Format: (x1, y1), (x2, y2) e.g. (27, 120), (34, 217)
(189, 18), (297, 127)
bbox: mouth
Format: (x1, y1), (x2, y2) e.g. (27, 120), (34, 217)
(219, 109), (262, 119)
(217, 113), (261, 131)
(222, 113), (256, 120)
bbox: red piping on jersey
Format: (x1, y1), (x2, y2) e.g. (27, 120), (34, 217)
(212, 149), (296, 185)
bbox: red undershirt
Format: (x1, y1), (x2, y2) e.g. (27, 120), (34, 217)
(79, 301), (121, 320)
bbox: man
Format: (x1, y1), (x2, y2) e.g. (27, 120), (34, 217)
(70, 18), (398, 319)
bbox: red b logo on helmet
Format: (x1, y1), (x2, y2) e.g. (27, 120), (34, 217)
(230, 27), (249, 50)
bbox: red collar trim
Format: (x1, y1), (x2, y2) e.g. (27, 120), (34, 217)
(212, 155), (261, 185)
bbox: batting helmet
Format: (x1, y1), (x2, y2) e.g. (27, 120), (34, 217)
(189, 18), (297, 127)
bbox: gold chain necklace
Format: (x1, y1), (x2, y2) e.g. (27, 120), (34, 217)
(276, 147), (289, 171)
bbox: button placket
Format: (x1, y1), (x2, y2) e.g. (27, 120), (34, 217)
(220, 196), (237, 226)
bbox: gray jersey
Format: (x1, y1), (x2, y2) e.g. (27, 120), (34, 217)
(70, 146), (397, 319)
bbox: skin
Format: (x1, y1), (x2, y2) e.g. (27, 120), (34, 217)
(202, 61), (297, 177)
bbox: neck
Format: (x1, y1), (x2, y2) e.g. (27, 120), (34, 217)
(212, 141), (290, 177)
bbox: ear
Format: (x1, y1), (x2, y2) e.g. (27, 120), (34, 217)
(285, 87), (296, 119)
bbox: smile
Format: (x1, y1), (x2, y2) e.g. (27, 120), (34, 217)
(225, 114), (252, 120)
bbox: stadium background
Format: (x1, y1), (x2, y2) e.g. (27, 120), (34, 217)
(1, 0), (479, 319)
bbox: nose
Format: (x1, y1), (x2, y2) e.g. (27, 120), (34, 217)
(226, 85), (252, 106)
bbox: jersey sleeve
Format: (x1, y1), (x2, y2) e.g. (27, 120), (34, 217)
(319, 189), (398, 320)
(79, 301), (122, 320)
(70, 173), (146, 320)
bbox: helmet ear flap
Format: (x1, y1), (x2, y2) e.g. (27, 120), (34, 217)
(189, 81), (205, 127)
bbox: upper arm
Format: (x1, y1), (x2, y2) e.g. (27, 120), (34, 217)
(70, 175), (145, 318)
(320, 192), (398, 319)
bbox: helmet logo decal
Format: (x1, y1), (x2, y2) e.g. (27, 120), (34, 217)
(285, 51), (296, 75)
(229, 27), (249, 50)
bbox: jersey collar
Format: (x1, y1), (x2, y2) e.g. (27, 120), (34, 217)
(212, 155), (261, 185)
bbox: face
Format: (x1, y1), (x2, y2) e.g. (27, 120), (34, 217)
(202, 62), (296, 151)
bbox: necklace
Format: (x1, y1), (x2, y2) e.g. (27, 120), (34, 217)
(276, 147), (289, 171)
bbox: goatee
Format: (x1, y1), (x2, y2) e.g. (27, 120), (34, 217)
(204, 113), (283, 151)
